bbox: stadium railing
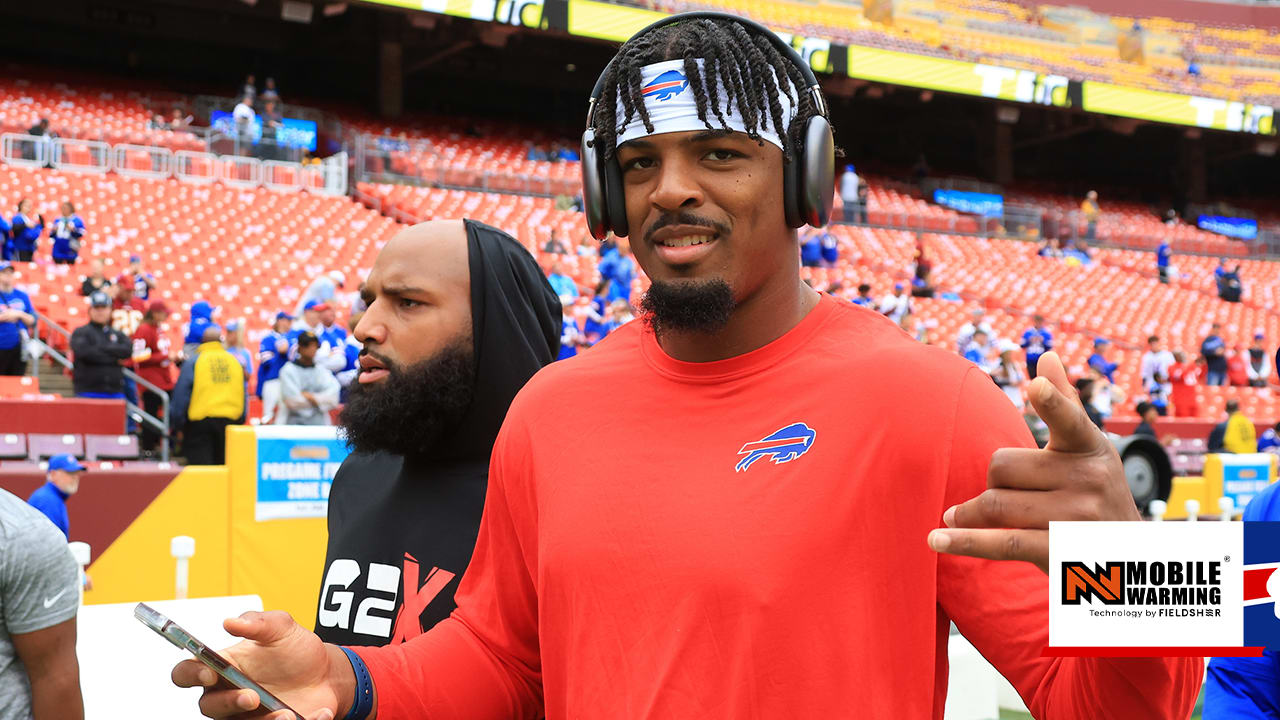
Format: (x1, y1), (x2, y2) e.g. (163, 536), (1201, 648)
(32, 310), (171, 462)
(0, 133), (348, 196)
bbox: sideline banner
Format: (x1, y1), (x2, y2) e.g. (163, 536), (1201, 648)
(255, 425), (350, 521)
(1047, 521), (1280, 656)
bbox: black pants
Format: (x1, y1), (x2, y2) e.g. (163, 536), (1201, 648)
(184, 417), (233, 465)
(53, 256), (75, 265)
(0, 346), (24, 376)
(15, 250), (32, 262)
(141, 389), (165, 453)
(1026, 361), (1038, 381)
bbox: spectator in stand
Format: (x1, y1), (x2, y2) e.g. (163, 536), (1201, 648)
(70, 291), (131, 401)
(1081, 190), (1099, 242)
(1133, 402), (1158, 439)
(878, 282), (911, 325)
(1156, 239), (1171, 284)
(1168, 351), (1200, 418)
(1223, 399), (1257, 454)
(0, 208), (9, 258)
(171, 326), (246, 464)
(48, 202), (84, 265)
(256, 312), (293, 424)
(26, 454), (85, 541)
(1075, 377), (1105, 430)
(547, 261), (578, 301)
(232, 96), (256, 141)
(1227, 346), (1250, 387)
(1246, 333), (1271, 388)
(148, 114), (169, 131)
(278, 331), (340, 426)
(1037, 237), (1063, 259)
(183, 300), (217, 360)
(1087, 366), (1124, 421)
(1258, 422), (1280, 454)
(961, 329), (992, 370)
(131, 301), (175, 457)
(24, 118), (53, 164)
(334, 313), (361, 394)
(1216, 263), (1243, 303)
(240, 75), (257, 105)
(169, 108), (193, 132)
(610, 298), (635, 328)
(543, 230), (568, 255)
(799, 229), (822, 268)
(110, 275), (145, 337)
(316, 305), (349, 375)
(0, 488), (84, 720)
(855, 182), (869, 223)
(127, 254), (156, 301)
(1020, 315), (1053, 380)
(990, 340), (1026, 408)
(557, 308), (584, 362)
(597, 236), (635, 303)
(80, 259), (111, 297)
(294, 270), (345, 316)
(912, 234), (931, 285)
(1202, 323), (1228, 386)
(0, 263), (34, 376)
(1087, 338), (1117, 383)
(258, 100), (283, 161)
(225, 320), (253, 383)
(1139, 335), (1174, 406)
(817, 227), (838, 268)
(260, 77), (280, 104)
(1213, 257), (1228, 284)
(9, 199), (44, 263)
(851, 283), (874, 308)
(838, 165), (859, 221)
(956, 308), (994, 354)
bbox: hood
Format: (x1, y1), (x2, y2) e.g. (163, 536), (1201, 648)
(434, 220), (561, 462)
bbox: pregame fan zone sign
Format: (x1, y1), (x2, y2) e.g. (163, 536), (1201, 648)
(1048, 522), (1280, 655)
(255, 425), (350, 521)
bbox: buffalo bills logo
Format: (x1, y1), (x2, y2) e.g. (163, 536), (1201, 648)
(735, 422), (816, 472)
(1244, 521), (1280, 651)
(642, 70), (689, 102)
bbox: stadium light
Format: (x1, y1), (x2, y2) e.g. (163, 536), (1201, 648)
(281, 0), (314, 24)
(996, 105), (1020, 125)
(323, 3), (348, 17)
(1257, 139), (1277, 157)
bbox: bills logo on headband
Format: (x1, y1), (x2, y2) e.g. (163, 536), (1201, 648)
(735, 423), (816, 472)
(1243, 521), (1280, 650)
(642, 70), (689, 102)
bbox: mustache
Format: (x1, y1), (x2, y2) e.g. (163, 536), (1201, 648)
(643, 212), (730, 246)
(358, 348), (398, 373)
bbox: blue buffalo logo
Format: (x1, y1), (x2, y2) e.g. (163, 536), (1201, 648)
(642, 70), (689, 102)
(735, 422), (817, 472)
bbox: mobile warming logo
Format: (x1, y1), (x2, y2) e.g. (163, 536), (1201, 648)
(1062, 560), (1223, 617)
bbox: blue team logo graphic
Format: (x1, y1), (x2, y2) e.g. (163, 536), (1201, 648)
(735, 422), (817, 472)
(642, 70), (689, 102)
(1244, 522), (1280, 650)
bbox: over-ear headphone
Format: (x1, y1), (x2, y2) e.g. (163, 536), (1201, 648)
(580, 11), (835, 240)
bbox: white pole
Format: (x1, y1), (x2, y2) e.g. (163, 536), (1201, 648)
(1148, 500), (1166, 522)
(1218, 496), (1236, 523)
(68, 542), (91, 604)
(1185, 499), (1200, 522)
(170, 536), (196, 600)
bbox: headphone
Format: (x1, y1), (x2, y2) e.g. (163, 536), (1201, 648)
(580, 11), (835, 240)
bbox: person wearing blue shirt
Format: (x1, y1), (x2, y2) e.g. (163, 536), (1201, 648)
(817, 227), (838, 267)
(799, 230), (822, 268)
(1202, 324), (1228, 386)
(0, 262), (34, 376)
(850, 283), (875, 308)
(26, 454), (85, 540)
(1156, 240), (1171, 284)
(1088, 338), (1118, 383)
(9, 198), (43, 263)
(49, 202), (85, 265)
(1203, 480), (1280, 718)
(183, 299), (217, 359)
(1258, 422), (1279, 453)
(1020, 315), (1053, 379)
(558, 311), (582, 361)
(0, 212), (9, 261)
(128, 254), (157, 300)
(257, 311), (293, 424)
(547, 261), (579, 301)
(597, 236), (635, 303)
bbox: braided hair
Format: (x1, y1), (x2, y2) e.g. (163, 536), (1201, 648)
(592, 17), (819, 163)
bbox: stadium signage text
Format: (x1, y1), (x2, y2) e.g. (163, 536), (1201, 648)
(1198, 215), (1259, 241)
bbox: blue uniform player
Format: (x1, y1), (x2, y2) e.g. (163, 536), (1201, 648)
(257, 312), (293, 424)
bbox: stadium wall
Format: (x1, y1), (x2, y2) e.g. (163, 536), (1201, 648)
(1066, 0), (1280, 29)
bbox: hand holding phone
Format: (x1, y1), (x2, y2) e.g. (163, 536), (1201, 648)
(161, 607), (351, 719)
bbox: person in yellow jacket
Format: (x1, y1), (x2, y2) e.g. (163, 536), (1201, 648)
(1223, 399), (1258, 454)
(169, 325), (246, 465)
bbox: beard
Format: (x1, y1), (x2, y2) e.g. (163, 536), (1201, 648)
(639, 277), (736, 336)
(338, 337), (475, 458)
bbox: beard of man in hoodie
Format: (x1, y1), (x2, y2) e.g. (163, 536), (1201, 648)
(338, 329), (475, 457)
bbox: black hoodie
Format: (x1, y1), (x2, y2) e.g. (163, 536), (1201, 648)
(315, 220), (560, 646)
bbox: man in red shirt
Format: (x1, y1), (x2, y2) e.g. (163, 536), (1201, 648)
(1168, 350), (1200, 417)
(174, 14), (1201, 720)
(111, 273), (146, 336)
(131, 300), (176, 457)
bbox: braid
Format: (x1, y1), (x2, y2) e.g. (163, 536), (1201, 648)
(593, 17), (822, 163)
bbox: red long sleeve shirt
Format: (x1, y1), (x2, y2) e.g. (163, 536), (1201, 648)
(355, 295), (1202, 719)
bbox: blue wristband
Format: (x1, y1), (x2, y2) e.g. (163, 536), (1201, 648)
(340, 646), (374, 720)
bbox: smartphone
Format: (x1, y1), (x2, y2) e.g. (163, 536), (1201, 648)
(134, 602), (301, 719)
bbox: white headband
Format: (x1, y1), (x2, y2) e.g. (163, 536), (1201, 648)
(614, 58), (797, 150)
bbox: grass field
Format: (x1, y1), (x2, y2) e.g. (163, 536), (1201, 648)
(997, 688), (1205, 719)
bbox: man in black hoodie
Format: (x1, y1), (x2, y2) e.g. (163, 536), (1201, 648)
(314, 219), (560, 647)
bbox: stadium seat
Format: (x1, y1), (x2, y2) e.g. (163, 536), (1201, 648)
(84, 434), (141, 461)
(0, 375), (39, 397)
(0, 433), (27, 460)
(27, 433), (85, 461)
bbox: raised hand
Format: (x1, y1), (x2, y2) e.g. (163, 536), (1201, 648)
(928, 351), (1140, 573)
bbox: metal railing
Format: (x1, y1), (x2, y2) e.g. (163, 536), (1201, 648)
(352, 133), (582, 198)
(33, 311), (171, 462)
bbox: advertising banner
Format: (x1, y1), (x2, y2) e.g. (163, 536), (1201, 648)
(255, 425), (350, 521)
(1198, 215), (1259, 241)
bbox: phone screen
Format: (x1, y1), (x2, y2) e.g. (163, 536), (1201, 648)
(135, 603), (301, 719)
